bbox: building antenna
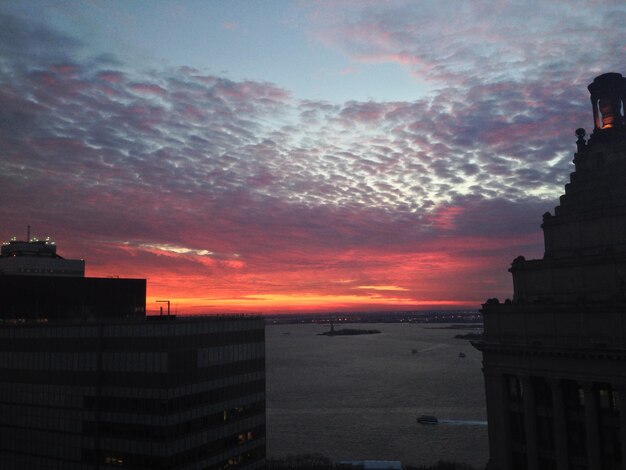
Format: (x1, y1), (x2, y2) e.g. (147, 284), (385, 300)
(27, 225), (31, 242)
(156, 300), (171, 317)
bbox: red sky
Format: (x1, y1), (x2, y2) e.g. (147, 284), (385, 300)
(1, 2), (622, 314)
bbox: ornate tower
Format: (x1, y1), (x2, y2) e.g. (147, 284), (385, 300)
(476, 73), (626, 470)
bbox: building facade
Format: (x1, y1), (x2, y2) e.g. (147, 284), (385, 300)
(0, 316), (266, 470)
(476, 72), (626, 470)
(0, 275), (147, 321)
(0, 236), (145, 320)
(1, 237), (85, 277)
(0, 236), (266, 469)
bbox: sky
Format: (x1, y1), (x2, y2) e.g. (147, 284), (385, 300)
(1, 1), (624, 314)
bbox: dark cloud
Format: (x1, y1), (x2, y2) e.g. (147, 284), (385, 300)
(0, 14), (82, 72)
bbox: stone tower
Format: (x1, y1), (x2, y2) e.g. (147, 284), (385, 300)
(476, 73), (626, 470)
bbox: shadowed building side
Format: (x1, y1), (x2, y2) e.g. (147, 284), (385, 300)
(0, 236), (145, 320)
(0, 238), (266, 469)
(475, 73), (626, 470)
(0, 275), (146, 320)
(0, 317), (266, 470)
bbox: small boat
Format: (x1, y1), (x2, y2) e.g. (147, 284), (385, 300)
(412, 349), (418, 354)
(417, 415), (439, 425)
(458, 352), (466, 358)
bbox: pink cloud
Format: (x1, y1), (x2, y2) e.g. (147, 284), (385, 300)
(49, 63), (78, 75)
(96, 71), (125, 83)
(129, 82), (167, 96)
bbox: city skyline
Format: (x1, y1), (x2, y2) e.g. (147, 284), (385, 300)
(1, 1), (624, 314)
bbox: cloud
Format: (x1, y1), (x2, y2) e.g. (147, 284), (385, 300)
(0, 8), (613, 312)
(303, 1), (624, 86)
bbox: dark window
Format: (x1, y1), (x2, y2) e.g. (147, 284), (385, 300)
(510, 411), (526, 444)
(566, 420), (587, 458)
(508, 375), (524, 403)
(511, 451), (527, 470)
(563, 380), (585, 410)
(537, 415), (555, 450)
(538, 457), (556, 470)
(532, 377), (553, 408)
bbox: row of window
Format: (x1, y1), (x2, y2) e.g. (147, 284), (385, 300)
(86, 425), (265, 469)
(0, 383), (92, 407)
(198, 343), (265, 368)
(506, 375), (620, 412)
(83, 401), (264, 439)
(0, 322), (263, 341)
(0, 326), (98, 338)
(192, 358), (266, 383)
(103, 351), (168, 372)
(0, 402), (83, 432)
(101, 322), (264, 338)
(0, 348), (264, 374)
(84, 379), (265, 413)
(0, 351), (97, 371)
(506, 375), (623, 469)
(0, 426), (84, 460)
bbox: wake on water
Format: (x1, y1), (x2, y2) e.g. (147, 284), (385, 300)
(439, 419), (488, 426)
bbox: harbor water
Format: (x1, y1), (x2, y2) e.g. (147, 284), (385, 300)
(266, 322), (489, 468)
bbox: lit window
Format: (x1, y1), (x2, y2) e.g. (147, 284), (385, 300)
(104, 456), (125, 466)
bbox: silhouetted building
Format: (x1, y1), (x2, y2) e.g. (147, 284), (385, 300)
(1, 236), (85, 276)
(0, 275), (147, 320)
(0, 238), (266, 469)
(476, 72), (626, 470)
(0, 236), (145, 320)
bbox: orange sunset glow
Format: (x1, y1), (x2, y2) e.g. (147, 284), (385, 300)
(77, 232), (541, 314)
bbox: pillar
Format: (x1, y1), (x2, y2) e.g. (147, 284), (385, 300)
(583, 382), (601, 470)
(521, 376), (539, 470)
(550, 379), (568, 470)
(484, 371), (511, 470)
(618, 386), (626, 470)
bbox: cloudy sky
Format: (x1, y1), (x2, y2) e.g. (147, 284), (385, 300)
(1, 1), (624, 314)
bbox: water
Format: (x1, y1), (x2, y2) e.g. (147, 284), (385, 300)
(266, 323), (489, 468)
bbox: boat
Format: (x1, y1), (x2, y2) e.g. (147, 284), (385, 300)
(458, 352), (466, 358)
(412, 349), (418, 354)
(417, 415), (438, 425)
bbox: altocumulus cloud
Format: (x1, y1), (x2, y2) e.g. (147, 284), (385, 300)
(0, 6), (618, 312)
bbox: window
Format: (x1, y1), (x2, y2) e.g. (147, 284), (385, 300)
(104, 455), (125, 466)
(507, 375), (523, 403)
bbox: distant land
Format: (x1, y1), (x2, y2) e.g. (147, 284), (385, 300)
(424, 323), (485, 340)
(318, 327), (381, 336)
(264, 309), (482, 325)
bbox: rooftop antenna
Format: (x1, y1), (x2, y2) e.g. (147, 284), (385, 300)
(27, 225), (31, 242)
(156, 300), (171, 317)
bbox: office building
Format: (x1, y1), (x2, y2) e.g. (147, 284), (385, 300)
(0, 237), (266, 469)
(0, 236), (145, 320)
(476, 72), (626, 470)
(1, 235), (85, 277)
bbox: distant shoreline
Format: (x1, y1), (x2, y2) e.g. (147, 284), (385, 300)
(266, 310), (482, 325)
(423, 324), (484, 330)
(318, 328), (381, 336)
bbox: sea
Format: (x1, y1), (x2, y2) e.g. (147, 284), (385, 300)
(266, 322), (489, 468)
